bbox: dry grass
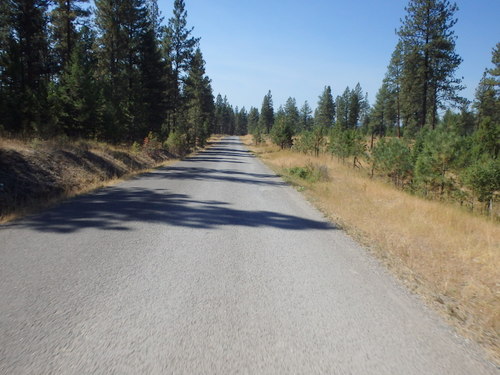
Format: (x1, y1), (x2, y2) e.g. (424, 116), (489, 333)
(0, 134), (228, 223)
(242, 135), (500, 364)
(0, 137), (180, 223)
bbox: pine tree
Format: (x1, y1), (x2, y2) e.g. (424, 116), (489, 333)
(299, 100), (313, 131)
(271, 114), (294, 149)
(94, 0), (128, 138)
(463, 159), (500, 215)
(137, 0), (171, 137)
(2, 0), (52, 135)
(329, 128), (366, 167)
(283, 97), (300, 133)
(164, 0), (199, 130)
(235, 107), (248, 135)
(398, 0), (463, 130)
(384, 41), (404, 136)
(247, 106), (260, 134)
(259, 90), (274, 133)
(472, 43), (500, 160)
(347, 83), (367, 128)
(50, 25), (102, 137)
(335, 87), (350, 130)
(95, 0), (160, 140)
(0, 0), (12, 130)
(368, 83), (392, 147)
(214, 95), (234, 135)
(371, 137), (413, 187)
(49, 0), (90, 74)
(315, 85), (335, 128)
(184, 48), (214, 146)
(414, 127), (463, 197)
(214, 94), (224, 134)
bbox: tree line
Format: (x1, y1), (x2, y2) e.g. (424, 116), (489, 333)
(0, 0), (222, 152)
(1, 0), (497, 213)
(248, 0), (499, 215)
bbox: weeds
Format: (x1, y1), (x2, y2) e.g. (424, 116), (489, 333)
(287, 162), (329, 183)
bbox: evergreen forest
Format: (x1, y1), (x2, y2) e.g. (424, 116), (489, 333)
(0, 0), (498, 214)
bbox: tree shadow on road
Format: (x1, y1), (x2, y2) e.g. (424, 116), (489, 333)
(3, 137), (334, 234)
(140, 166), (284, 186)
(5, 186), (334, 234)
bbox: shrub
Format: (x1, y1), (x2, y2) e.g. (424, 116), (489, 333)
(271, 117), (294, 149)
(371, 137), (413, 188)
(131, 141), (141, 154)
(164, 131), (189, 157)
(329, 128), (366, 167)
(414, 129), (463, 197)
(251, 126), (263, 145)
(287, 162), (329, 183)
(462, 158), (500, 215)
(142, 131), (162, 155)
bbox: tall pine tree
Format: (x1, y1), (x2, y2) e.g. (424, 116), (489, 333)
(49, 0), (90, 74)
(398, 0), (463, 130)
(184, 48), (214, 146)
(164, 0), (199, 131)
(1, 0), (51, 134)
(314, 85), (335, 128)
(259, 90), (274, 133)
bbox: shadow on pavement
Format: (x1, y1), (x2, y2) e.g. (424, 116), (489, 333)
(6, 187), (334, 233)
(140, 166), (285, 186)
(3, 137), (334, 234)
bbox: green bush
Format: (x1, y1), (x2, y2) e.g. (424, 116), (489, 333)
(413, 129), (463, 197)
(271, 117), (294, 149)
(287, 162), (329, 183)
(251, 126), (263, 145)
(293, 131), (315, 154)
(329, 128), (366, 167)
(164, 131), (189, 157)
(293, 127), (327, 156)
(462, 158), (500, 214)
(371, 137), (413, 188)
(131, 141), (141, 153)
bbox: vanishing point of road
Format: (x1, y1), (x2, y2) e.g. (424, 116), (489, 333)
(0, 136), (497, 374)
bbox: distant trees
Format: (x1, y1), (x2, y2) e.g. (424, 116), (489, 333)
(234, 107), (248, 136)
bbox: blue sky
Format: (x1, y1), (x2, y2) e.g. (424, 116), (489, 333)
(159, 0), (500, 111)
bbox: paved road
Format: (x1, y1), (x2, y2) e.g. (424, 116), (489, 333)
(0, 136), (496, 374)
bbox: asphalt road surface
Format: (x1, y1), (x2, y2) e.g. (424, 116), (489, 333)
(0, 136), (497, 374)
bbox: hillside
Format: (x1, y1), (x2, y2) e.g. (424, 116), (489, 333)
(0, 138), (174, 222)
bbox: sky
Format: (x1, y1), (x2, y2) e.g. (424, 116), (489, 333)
(159, 0), (500, 111)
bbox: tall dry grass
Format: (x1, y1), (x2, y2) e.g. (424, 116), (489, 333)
(243, 135), (499, 363)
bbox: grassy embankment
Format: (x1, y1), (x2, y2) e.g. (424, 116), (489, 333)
(242, 135), (499, 364)
(0, 136), (221, 223)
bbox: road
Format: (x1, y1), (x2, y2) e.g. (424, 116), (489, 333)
(0, 136), (496, 374)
